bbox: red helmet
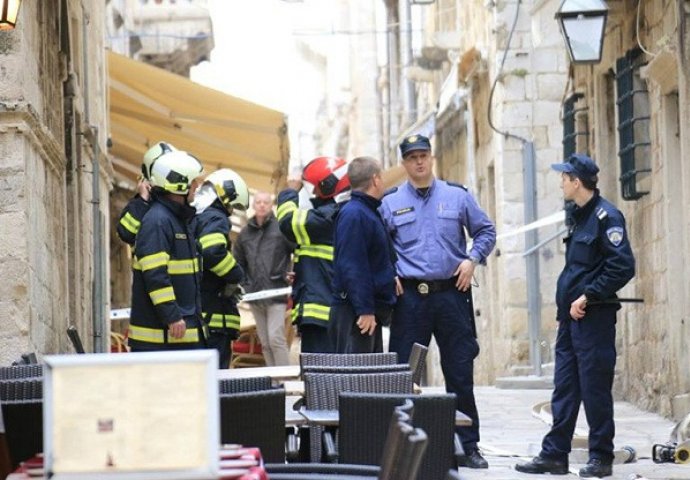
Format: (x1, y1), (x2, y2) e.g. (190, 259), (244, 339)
(302, 156), (351, 199)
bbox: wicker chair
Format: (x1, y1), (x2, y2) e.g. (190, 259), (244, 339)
(300, 364), (410, 375)
(301, 371), (414, 463)
(299, 352), (397, 371)
(219, 388), (286, 463)
(218, 376), (272, 394)
(408, 343), (428, 386)
(0, 365), (43, 381)
(0, 379), (43, 402)
(338, 392), (458, 480)
(266, 402), (427, 480)
(1, 400), (42, 469)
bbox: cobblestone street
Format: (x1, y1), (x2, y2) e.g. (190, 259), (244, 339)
(454, 386), (688, 480)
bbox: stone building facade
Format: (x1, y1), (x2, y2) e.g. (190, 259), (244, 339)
(564, 0), (690, 419)
(0, 0), (110, 363)
(106, 0), (214, 313)
(383, 0), (690, 419)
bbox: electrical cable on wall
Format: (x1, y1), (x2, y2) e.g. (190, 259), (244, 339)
(486, 0), (527, 144)
(636, 0), (656, 57)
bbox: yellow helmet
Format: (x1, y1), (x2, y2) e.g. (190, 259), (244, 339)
(204, 168), (250, 212)
(142, 141), (176, 180)
(149, 151), (204, 195)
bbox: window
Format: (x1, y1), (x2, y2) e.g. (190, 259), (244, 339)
(615, 48), (651, 200)
(562, 92), (589, 160)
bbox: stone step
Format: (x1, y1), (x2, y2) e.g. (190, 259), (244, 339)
(494, 374), (554, 390)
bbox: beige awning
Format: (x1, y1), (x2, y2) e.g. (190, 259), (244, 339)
(108, 51), (289, 193)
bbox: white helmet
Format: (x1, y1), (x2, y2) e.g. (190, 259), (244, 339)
(204, 168), (250, 212)
(149, 151), (204, 195)
(142, 141), (176, 180)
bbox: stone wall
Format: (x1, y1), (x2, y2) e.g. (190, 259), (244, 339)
(572, 0), (690, 419)
(428, 0), (569, 382)
(0, 0), (109, 364)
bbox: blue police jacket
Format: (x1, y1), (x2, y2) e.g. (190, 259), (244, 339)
(129, 194), (203, 348)
(117, 195), (150, 246)
(192, 201), (245, 333)
(556, 191), (635, 320)
(332, 191), (396, 315)
(379, 178), (496, 280)
(276, 189), (340, 328)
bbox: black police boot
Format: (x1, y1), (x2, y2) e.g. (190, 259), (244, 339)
(457, 448), (489, 469)
(579, 458), (612, 478)
(514, 455), (569, 475)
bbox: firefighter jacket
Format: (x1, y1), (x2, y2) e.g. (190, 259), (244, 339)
(116, 195), (150, 246)
(276, 189), (339, 329)
(129, 194), (203, 350)
(556, 191), (635, 320)
(192, 201), (245, 335)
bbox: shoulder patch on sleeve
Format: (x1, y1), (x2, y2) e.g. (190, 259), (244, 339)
(596, 207), (608, 221)
(606, 226), (624, 246)
(383, 186), (398, 197)
(447, 182), (468, 191)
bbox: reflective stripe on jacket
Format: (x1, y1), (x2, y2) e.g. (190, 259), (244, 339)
(129, 194), (202, 350)
(116, 195), (151, 246)
(277, 189), (338, 328)
(193, 202), (244, 336)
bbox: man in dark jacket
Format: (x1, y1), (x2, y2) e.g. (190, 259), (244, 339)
(516, 154), (635, 478)
(330, 156), (396, 353)
(234, 192), (294, 366)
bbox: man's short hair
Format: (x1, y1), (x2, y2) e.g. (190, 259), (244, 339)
(348, 156), (381, 191)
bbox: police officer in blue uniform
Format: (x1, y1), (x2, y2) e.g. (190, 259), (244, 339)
(516, 154), (635, 478)
(330, 156), (396, 353)
(380, 134), (496, 469)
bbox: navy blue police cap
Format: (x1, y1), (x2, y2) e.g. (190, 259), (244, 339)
(399, 134), (431, 157)
(551, 154), (599, 181)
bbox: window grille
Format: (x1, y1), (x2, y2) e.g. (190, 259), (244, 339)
(562, 93), (589, 160)
(615, 48), (651, 201)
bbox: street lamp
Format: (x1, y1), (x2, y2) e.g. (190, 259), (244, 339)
(0, 0), (21, 30)
(555, 0), (608, 64)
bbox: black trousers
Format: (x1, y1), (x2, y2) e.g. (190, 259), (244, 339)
(540, 306), (617, 463)
(329, 302), (384, 354)
(207, 331), (233, 369)
(390, 287), (480, 450)
(299, 324), (334, 353)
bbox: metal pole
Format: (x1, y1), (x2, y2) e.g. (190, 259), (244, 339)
(82, 7), (104, 353)
(399, 0), (416, 126)
(522, 141), (542, 376)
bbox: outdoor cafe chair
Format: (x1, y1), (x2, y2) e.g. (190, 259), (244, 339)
(300, 370), (414, 463)
(1, 399), (42, 470)
(218, 375), (273, 394)
(266, 401), (428, 480)
(338, 392), (459, 480)
(299, 352), (397, 371)
(219, 387), (286, 463)
(0, 379), (43, 403)
(0, 365), (43, 381)
(408, 342), (428, 386)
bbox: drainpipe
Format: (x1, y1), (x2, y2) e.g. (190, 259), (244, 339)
(82, 7), (105, 353)
(522, 141), (542, 376)
(398, 0), (416, 126)
(387, 5), (399, 156)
